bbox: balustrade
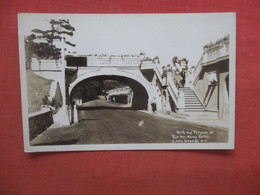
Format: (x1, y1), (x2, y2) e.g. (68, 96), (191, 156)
(31, 58), (62, 71)
(203, 40), (229, 64)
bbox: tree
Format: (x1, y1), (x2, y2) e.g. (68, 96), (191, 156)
(25, 34), (36, 69)
(26, 19), (76, 62)
(71, 80), (104, 102)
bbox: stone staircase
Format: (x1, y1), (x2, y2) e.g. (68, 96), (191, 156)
(180, 87), (205, 112)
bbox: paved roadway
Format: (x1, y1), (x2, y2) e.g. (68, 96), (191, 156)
(30, 99), (228, 145)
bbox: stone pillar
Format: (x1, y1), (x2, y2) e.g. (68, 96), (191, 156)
(73, 104), (78, 123)
(58, 37), (70, 126)
(218, 72), (229, 119)
(177, 90), (185, 113)
(165, 89), (171, 114)
(147, 96), (153, 112)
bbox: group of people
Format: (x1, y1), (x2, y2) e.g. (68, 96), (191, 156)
(151, 69), (187, 114)
(162, 64), (187, 89)
(173, 69), (186, 89)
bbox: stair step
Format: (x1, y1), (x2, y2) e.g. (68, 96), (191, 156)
(186, 106), (203, 108)
(185, 104), (202, 106)
(185, 110), (205, 112)
(185, 105), (203, 107)
(185, 100), (200, 102)
(179, 87), (205, 112)
(185, 100), (201, 103)
(185, 96), (197, 98)
(185, 108), (205, 110)
(185, 101), (203, 105)
(186, 104), (202, 106)
(185, 106), (204, 109)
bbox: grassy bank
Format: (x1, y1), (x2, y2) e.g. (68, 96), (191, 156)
(26, 70), (53, 113)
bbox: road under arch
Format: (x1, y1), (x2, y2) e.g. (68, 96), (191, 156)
(70, 75), (149, 110)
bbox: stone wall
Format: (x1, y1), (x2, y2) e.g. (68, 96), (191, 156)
(28, 109), (53, 141)
(193, 59), (229, 118)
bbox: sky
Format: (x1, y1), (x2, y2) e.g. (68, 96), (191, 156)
(19, 13), (235, 67)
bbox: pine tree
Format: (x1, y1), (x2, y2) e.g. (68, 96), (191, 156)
(25, 19), (76, 62)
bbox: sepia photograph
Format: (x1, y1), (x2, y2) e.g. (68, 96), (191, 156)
(18, 13), (236, 152)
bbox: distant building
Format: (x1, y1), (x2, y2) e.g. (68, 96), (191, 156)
(107, 86), (133, 105)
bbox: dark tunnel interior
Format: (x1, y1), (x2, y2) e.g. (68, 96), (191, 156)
(70, 75), (149, 110)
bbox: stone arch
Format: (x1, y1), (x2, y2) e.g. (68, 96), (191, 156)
(69, 68), (154, 110)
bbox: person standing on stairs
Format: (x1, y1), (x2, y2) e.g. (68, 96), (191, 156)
(180, 69), (186, 88)
(174, 70), (182, 89)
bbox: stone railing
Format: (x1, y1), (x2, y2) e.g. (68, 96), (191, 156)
(31, 58), (62, 71)
(193, 37), (229, 85)
(140, 60), (155, 70)
(192, 55), (203, 85)
(202, 39), (229, 65)
(154, 63), (179, 108)
(87, 56), (140, 67)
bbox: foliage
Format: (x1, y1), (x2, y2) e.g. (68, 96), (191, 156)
(32, 19), (76, 48)
(49, 97), (63, 114)
(25, 19), (76, 68)
(204, 34), (229, 49)
(42, 95), (62, 113)
(42, 95), (50, 106)
(103, 80), (125, 91)
(25, 34), (36, 69)
(50, 97), (62, 109)
(71, 80), (127, 102)
(71, 80), (104, 102)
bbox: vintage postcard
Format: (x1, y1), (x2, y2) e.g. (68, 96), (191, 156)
(18, 13), (236, 152)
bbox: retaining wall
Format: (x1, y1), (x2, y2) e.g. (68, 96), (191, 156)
(28, 108), (53, 141)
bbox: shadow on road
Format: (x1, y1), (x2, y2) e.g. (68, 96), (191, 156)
(78, 118), (100, 122)
(31, 139), (79, 146)
(77, 105), (133, 110)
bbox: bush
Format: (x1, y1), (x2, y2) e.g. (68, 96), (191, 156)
(50, 97), (62, 109)
(42, 95), (50, 106)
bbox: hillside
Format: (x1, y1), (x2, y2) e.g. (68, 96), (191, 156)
(26, 70), (53, 113)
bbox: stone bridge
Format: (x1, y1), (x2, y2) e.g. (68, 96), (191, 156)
(31, 54), (180, 124)
(30, 35), (230, 124)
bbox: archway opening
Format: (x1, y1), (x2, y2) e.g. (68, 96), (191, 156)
(70, 75), (149, 110)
